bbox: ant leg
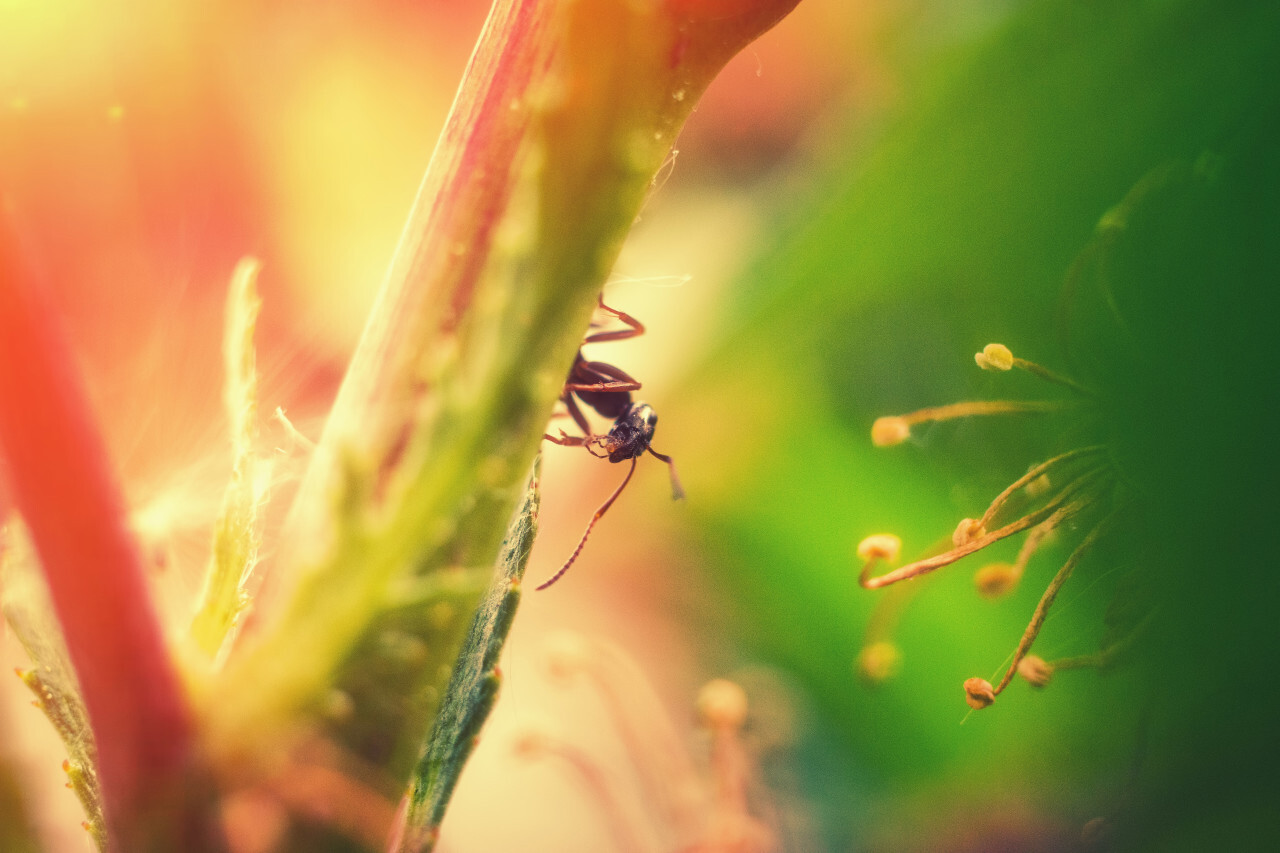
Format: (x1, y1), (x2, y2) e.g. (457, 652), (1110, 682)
(536, 457), (638, 591)
(563, 392), (593, 436)
(542, 429), (610, 460)
(584, 296), (646, 345)
(647, 447), (686, 500)
(567, 360), (642, 393)
(544, 431), (589, 447)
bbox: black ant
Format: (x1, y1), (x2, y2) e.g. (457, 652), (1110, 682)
(537, 297), (684, 590)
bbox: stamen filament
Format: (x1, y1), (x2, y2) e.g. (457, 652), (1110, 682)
(1048, 610), (1154, 673)
(871, 400), (1075, 446)
(1046, 652), (1107, 673)
(1005, 488), (1102, 596)
(516, 734), (647, 853)
(992, 512), (1118, 695)
(860, 468), (1108, 589)
(1012, 357), (1096, 396)
(578, 639), (704, 837)
(975, 503), (1066, 596)
(975, 342), (1095, 396)
(977, 445), (1107, 531)
(900, 399), (1072, 426)
(1013, 512), (1060, 571)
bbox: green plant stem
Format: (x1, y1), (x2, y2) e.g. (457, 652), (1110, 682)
(203, 3), (805, 844)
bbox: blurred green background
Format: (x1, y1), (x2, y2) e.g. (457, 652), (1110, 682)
(659, 1), (1280, 850)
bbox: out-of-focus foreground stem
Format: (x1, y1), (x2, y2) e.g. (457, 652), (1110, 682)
(0, 210), (222, 851)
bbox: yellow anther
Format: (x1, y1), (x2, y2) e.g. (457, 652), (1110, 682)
(952, 517), (986, 547)
(856, 534), (901, 563)
(963, 677), (996, 710)
(697, 678), (748, 731)
(1016, 654), (1054, 688)
(871, 416), (911, 447)
(510, 727), (553, 759)
(975, 342), (1015, 371)
(542, 631), (593, 682)
(856, 641), (902, 685)
(973, 562), (1020, 598)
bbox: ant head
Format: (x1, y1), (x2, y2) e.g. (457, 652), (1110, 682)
(538, 400), (682, 591)
(601, 402), (657, 463)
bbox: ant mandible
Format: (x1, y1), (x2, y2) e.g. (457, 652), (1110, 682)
(537, 296), (684, 591)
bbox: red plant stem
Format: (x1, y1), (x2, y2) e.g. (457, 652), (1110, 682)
(0, 212), (213, 849)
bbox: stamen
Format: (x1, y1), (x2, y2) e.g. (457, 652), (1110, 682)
(860, 472), (1105, 590)
(1042, 653), (1104, 674)
(974, 501), (1065, 598)
(870, 416), (911, 447)
(1011, 359), (1095, 396)
(541, 630), (593, 682)
(697, 679), (748, 732)
(512, 729), (647, 853)
(1042, 610), (1154, 675)
(975, 343), (1014, 371)
(856, 533), (901, 563)
(855, 540), (918, 686)
(989, 512), (1118, 697)
(1024, 472), (1053, 499)
(1016, 654), (1054, 688)
(952, 518), (986, 547)
(976, 446), (1107, 532)
(855, 533), (907, 588)
(963, 677), (996, 709)
(697, 679), (775, 853)
(541, 633), (702, 837)
(871, 399), (1072, 446)
(856, 641), (903, 685)
(973, 562), (1020, 598)
(975, 342), (1094, 396)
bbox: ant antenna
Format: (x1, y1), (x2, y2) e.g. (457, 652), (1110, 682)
(536, 457), (638, 591)
(648, 447), (685, 500)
